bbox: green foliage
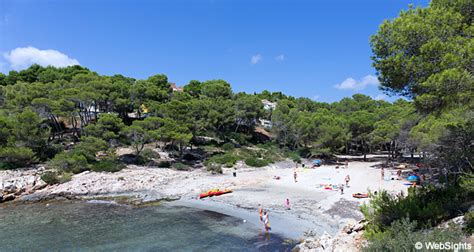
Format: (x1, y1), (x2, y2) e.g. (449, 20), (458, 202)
(287, 152), (302, 163)
(221, 142), (235, 151)
(206, 162), (223, 174)
(0, 147), (37, 168)
(361, 186), (472, 234)
(465, 211), (474, 235)
(364, 218), (464, 251)
(48, 152), (88, 174)
(41, 171), (60, 185)
(245, 157), (269, 167)
(205, 153), (239, 167)
(172, 162), (188, 170)
(370, 1), (473, 113)
(157, 161), (171, 168)
(84, 114), (125, 143)
(91, 158), (125, 172)
(141, 148), (160, 160)
(72, 136), (108, 162)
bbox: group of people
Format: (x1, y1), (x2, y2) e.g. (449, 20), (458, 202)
(339, 174), (350, 194)
(257, 199), (291, 232)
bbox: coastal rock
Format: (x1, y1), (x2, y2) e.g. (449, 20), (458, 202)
(1, 193), (15, 203)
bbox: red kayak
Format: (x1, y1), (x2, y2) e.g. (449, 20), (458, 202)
(352, 193), (369, 198)
(199, 189), (232, 199)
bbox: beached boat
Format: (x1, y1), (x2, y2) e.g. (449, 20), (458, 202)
(352, 193), (369, 198)
(199, 189), (232, 199)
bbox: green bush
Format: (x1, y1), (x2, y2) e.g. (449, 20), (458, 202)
(205, 153), (239, 167)
(245, 157), (269, 167)
(465, 211), (474, 235)
(206, 163), (223, 174)
(172, 162), (188, 170)
(48, 152), (89, 174)
(141, 149), (160, 160)
(221, 142), (235, 151)
(0, 147), (37, 168)
(41, 171), (72, 185)
(41, 171), (60, 185)
(361, 185), (471, 234)
(364, 218), (464, 251)
(91, 158), (125, 172)
(157, 161), (171, 168)
(287, 152), (301, 163)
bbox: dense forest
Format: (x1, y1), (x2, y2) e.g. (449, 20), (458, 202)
(0, 0), (471, 183)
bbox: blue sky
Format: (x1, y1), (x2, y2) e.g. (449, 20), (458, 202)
(0, 0), (428, 102)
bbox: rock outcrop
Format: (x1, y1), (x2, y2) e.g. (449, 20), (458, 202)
(294, 220), (366, 252)
(0, 166), (47, 203)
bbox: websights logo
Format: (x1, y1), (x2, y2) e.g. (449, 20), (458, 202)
(414, 241), (472, 251)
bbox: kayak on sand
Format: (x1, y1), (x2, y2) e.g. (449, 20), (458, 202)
(199, 189), (232, 199)
(352, 193), (369, 198)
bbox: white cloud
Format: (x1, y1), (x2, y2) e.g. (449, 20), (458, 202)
(312, 95), (320, 101)
(373, 94), (388, 101)
(275, 54), (285, 62)
(3, 46), (80, 71)
(334, 75), (379, 90)
(250, 54), (262, 65)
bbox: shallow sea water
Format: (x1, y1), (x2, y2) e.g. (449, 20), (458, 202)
(0, 201), (295, 251)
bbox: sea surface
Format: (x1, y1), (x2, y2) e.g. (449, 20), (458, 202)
(0, 201), (295, 251)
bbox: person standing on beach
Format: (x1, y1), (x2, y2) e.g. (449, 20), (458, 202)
(293, 170), (298, 183)
(258, 204), (263, 221)
(381, 168), (385, 180)
(345, 160), (349, 169)
(339, 184), (344, 195)
(263, 211), (271, 231)
(284, 198), (291, 210)
(345, 175), (350, 187)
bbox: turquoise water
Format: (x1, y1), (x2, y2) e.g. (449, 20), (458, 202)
(0, 201), (294, 251)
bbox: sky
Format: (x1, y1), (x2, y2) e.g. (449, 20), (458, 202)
(0, 0), (428, 102)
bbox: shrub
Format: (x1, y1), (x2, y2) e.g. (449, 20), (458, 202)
(157, 161), (171, 168)
(41, 171), (72, 185)
(41, 171), (60, 185)
(91, 158), (125, 172)
(205, 153), (239, 167)
(465, 211), (474, 234)
(48, 152), (89, 174)
(141, 149), (160, 160)
(287, 152), (301, 163)
(361, 185), (471, 234)
(221, 142), (235, 151)
(364, 218), (464, 251)
(206, 163), (223, 174)
(245, 157), (269, 167)
(172, 162), (188, 170)
(0, 147), (37, 168)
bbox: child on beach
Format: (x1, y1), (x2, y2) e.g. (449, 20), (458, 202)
(345, 175), (350, 187)
(284, 198), (291, 210)
(263, 211), (271, 231)
(339, 184), (344, 195)
(258, 204), (263, 221)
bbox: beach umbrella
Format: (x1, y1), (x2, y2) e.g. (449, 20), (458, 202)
(407, 175), (419, 182)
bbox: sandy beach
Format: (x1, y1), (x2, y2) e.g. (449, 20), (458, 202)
(5, 156), (408, 241)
